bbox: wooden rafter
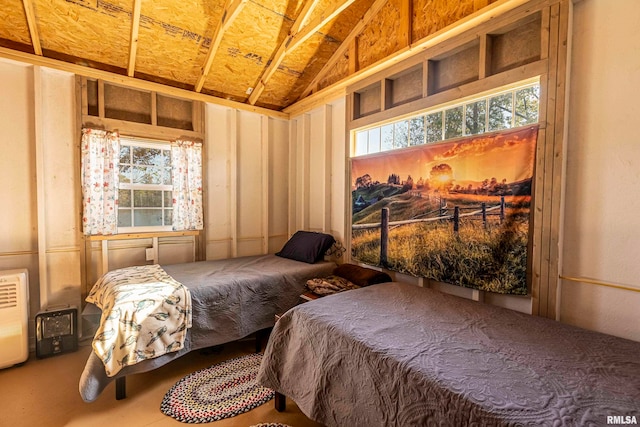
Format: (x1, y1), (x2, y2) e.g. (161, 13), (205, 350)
(127, 0), (142, 77)
(300, 0), (388, 99)
(195, 0), (248, 93)
(21, 0), (42, 55)
(400, 0), (413, 48)
(247, 0), (322, 105)
(288, 0), (358, 54)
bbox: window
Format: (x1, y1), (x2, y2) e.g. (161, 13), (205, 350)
(118, 137), (173, 232)
(353, 79), (540, 157)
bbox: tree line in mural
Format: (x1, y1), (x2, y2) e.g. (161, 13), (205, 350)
(351, 127), (538, 295)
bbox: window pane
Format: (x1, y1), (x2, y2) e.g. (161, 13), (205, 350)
(426, 112), (443, 143)
(164, 209), (173, 226)
(131, 165), (166, 185)
(134, 190), (162, 207)
(164, 191), (173, 207)
(488, 93), (513, 131)
(355, 131), (368, 155)
(133, 147), (165, 166)
(409, 116), (425, 146)
(118, 209), (132, 227)
(163, 167), (172, 185)
(368, 128), (381, 153)
(119, 189), (131, 207)
(515, 86), (539, 126)
(381, 124), (394, 151)
(119, 165), (132, 184)
(394, 121), (409, 148)
(119, 146), (131, 164)
(134, 209), (163, 227)
(445, 106), (463, 139)
(465, 100), (486, 135)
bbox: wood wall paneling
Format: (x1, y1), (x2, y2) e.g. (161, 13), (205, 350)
(268, 118), (290, 252)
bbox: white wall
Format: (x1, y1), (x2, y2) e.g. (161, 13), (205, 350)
(0, 59), (40, 330)
(204, 105), (290, 259)
(0, 61), (81, 343)
(560, 0), (640, 341)
(290, 100), (348, 263)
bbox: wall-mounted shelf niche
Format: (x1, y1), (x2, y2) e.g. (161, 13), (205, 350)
(427, 40), (480, 96)
(385, 64), (424, 109)
(347, 5), (544, 129)
(80, 77), (204, 140)
(353, 83), (382, 119)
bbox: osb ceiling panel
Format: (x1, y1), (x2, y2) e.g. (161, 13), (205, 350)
(358, 0), (402, 70)
(202, 0), (296, 105)
(0, 1), (31, 46)
(412, 0), (480, 41)
(35, 0), (132, 69)
(134, 0), (218, 86)
(0, 0), (493, 111)
(274, 0), (374, 104)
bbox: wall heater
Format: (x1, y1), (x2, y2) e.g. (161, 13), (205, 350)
(0, 269), (29, 369)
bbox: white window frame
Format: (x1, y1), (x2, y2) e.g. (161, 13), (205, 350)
(352, 77), (540, 157)
(118, 136), (173, 233)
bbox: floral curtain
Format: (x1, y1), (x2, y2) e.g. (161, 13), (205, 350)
(81, 128), (120, 235)
(171, 139), (203, 230)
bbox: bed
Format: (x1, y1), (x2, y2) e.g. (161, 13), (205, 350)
(79, 253), (336, 402)
(257, 281), (640, 426)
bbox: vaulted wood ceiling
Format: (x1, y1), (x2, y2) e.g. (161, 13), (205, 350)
(0, 0), (495, 111)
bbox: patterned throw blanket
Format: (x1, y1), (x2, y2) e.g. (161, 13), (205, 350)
(86, 264), (192, 377)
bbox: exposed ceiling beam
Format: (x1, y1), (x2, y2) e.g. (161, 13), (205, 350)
(287, 0), (358, 54)
(127, 0), (142, 77)
(195, 0), (248, 92)
(21, 0), (42, 55)
(399, 0), (413, 48)
(248, 0), (321, 105)
(299, 0), (388, 100)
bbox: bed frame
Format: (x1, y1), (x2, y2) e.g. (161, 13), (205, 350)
(112, 328), (270, 400)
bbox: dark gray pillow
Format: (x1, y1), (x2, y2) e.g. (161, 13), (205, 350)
(276, 231), (336, 264)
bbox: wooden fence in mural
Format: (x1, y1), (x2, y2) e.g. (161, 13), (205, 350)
(352, 196), (506, 267)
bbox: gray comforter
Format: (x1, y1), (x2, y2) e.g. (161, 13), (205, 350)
(258, 282), (640, 426)
(80, 254), (335, 402)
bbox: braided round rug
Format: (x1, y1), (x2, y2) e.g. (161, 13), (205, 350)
(160, 353), (274, 423)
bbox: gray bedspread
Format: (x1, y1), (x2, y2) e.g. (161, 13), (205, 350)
(257, 282), (640, 426)
(80, 254), (335, 402)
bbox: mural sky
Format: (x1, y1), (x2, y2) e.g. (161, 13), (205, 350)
(351, 127), (538, 189)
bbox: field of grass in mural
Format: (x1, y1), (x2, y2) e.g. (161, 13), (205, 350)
(350, 126), (538, 295)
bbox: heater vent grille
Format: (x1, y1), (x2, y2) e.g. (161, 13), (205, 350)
(0, 269), (29, 369)
(0, 283), (18, 309)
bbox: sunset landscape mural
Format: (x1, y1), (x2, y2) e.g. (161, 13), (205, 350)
(351, 126), (538, 295)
